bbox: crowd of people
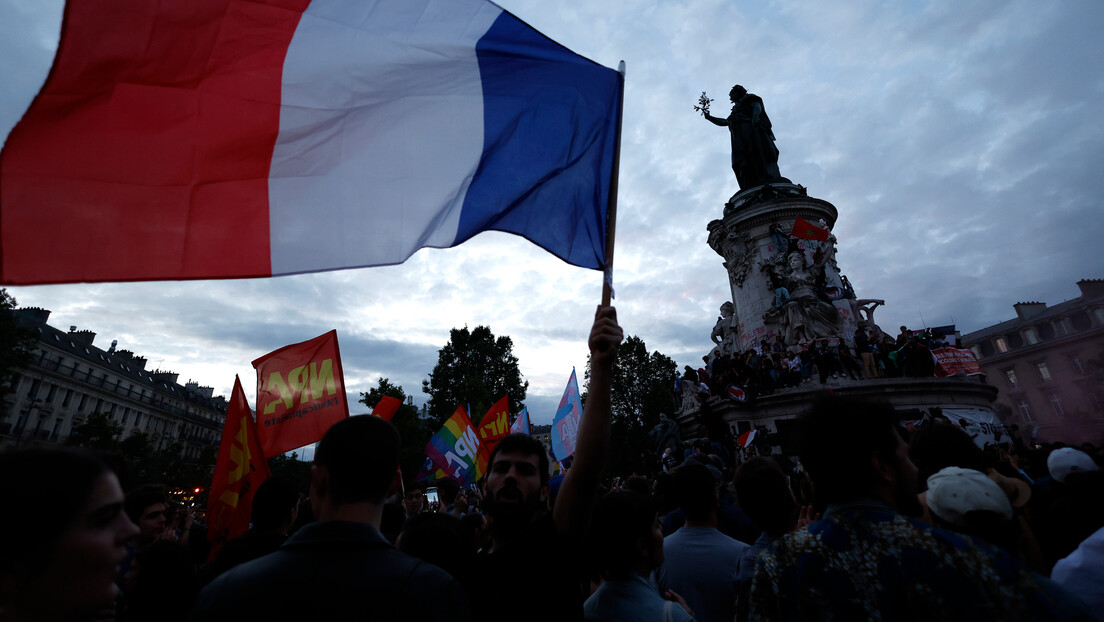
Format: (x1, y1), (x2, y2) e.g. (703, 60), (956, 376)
(694, 324), (969, 402)
(2, 306), (1102, 621)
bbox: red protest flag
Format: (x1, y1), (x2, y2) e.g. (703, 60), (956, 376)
(736, 429), (758, 448)
(373, 396), (402, 422)
(791, 217), (829, 241)
(207, 376), (270, 561)
(477, 395), (511, 454)
(252, 330), (349, 457)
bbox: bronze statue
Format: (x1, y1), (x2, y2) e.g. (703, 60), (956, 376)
(648, 413), (682, 454)
(701, 85), (784, 190)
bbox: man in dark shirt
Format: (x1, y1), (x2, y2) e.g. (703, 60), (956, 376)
(474, 305), (622, 622)
(198, 475), (299, 586)
(193, 415), (468, 621)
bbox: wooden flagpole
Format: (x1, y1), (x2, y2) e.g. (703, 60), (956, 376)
(601, 61), (626, 306)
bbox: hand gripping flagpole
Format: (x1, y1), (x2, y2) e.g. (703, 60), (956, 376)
(601, 60), (626, 307)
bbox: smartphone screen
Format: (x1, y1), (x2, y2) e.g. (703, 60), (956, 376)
(426, 488), (439, 505)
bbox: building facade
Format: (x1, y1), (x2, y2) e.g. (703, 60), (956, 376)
(960, 280), (1104, 445)
(0, 307), (227, 457)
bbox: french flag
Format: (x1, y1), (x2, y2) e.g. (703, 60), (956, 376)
(0, 0), (622, 285)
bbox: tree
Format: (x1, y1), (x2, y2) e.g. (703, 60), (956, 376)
(361, 377), (411, 412)
(584, 335), (677, 476)
(65, 412), (123, 452)
(361, 377), (433, 479)
(66, 416), (218, 491)
(268, 451), (312, 494)
(422, 326), (528, 427)
(118, 430), (154, 487)
(0, 289), (38, 399)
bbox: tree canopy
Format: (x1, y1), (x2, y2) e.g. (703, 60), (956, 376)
(422, 326), (527, 427)
(585, 334), (677, 475)
(360, 377), (432, 479)
(66, 412), (217, 491)
(0, 289), (37, 399)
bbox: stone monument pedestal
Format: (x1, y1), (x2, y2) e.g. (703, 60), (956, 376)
(707, 183), (859, 353)
(686, 182), (1001, 455)
(676, 376), (999, 455)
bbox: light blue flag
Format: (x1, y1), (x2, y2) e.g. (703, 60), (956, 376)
(510, 406), (531, 435)
(551, 369), (582, 460)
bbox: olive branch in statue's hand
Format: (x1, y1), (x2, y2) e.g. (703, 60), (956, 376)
(694, 91), (713, 117)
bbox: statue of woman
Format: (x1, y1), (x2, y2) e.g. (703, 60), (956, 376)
(710, 302), (739, 356)
(710, 302), (736, 343)
(779, 252), (838, 344)
(703, 85), (784, 190)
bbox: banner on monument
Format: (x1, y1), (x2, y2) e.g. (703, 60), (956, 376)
(932, 347), (982, 377)
(943, 408), (1009, 448)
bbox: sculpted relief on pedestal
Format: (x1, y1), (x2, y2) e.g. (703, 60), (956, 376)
(708, 224), (754, 288)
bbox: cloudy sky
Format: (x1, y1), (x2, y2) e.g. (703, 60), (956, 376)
(2, 0), (1103, 427)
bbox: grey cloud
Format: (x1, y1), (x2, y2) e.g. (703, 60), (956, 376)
(3, 0), (1103, 414)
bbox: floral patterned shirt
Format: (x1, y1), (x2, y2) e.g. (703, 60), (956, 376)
(749, 500), (1083, 621)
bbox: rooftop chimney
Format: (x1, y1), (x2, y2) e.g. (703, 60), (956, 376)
(14, 308), (51, 323)
(69, 329), (96, 346)
(152, 370), (179, 385)
(1077, 279), (1104, 299)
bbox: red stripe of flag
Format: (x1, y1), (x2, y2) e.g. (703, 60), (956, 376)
(1, 0), (309, 284)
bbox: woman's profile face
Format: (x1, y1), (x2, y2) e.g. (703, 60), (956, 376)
(28, 471), (138, 620)
(787, 253), (803, 271)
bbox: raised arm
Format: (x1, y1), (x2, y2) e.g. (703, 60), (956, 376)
(553, 305), (623, 538)
(704, 111), (728, 127)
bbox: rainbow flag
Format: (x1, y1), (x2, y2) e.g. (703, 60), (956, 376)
(414, 456), (447, 482)
(425, 405), (487, 486)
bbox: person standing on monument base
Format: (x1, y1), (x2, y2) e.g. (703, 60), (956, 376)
(703, 85), (784, 190)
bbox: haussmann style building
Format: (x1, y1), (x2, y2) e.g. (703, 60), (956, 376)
(960, 279), (1104, 446)
(0, 307), (227, 456)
